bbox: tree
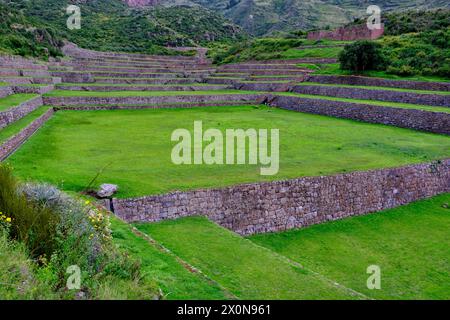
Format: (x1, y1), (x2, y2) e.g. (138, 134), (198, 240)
(339, 40), (385, 73)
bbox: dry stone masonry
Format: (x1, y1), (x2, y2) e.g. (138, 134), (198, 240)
(0, 108), (54, 161)
(113, 160), (450, 236)
(263, 95), (450, 135)
(0, 96), (43, 130)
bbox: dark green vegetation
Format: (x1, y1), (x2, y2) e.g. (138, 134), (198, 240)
(7, 106), (450, 198)
(0, 0), (245, 57)
(135, 217), (359, 299)
(351, 8), (450, 36)
(209, 38), (343, 64)
(0, 1), (62, 59)
(250, 194), (450, 300)
(180, 0), (449, 36)
(0, 165), (158, 299)
(339, 41), (385, 73)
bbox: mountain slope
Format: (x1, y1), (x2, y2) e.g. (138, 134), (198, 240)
(0, 0), (245, 57)
(155, 0), (450, 35)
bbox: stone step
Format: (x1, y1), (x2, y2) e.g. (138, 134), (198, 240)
(305, 75), (450, 92)
(220, 69), (310, 76)
(0, 69), (52, 77)
(93, 77), (204, 84)
(69, 66), (217, 73)
(61, 60), (211, 70)
(54, 100), (258, 111)
(219, 64), (305, 70)
(55, 84), (231, 91)
(0, 76), (62, 85)
(12, 85), (55, 95)
(0, 86), (13, 99)
(43, 93), (264, 106)
(291, 84), (450, 107)
(249, 76), (306, 82)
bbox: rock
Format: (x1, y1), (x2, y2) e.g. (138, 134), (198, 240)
(97, 184), (118, 198)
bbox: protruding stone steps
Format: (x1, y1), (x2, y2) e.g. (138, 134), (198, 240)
(55, 84), (231, 92)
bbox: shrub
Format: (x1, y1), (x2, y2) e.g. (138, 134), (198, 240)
(339, 40), (385, 72)
(0, 164), (59, 259)
(0, 227), (54, 299)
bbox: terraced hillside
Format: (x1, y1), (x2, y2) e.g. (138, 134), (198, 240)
(0, 41), (448, 300)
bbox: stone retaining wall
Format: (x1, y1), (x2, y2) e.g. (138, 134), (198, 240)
(54, 101), (257, 111)
(55, 84), (230, 92)
(264, 95), (450, 135)
(0, 108), (54, 161)
(291, 85), (450, 107)
(43, 94), (263, 106)
(0, 86), (13, 98)
(307, 24), (384, 41)
(13, 85), (55, 95)
(0, 96), (43, 130)
(307, 75), (450, 92)
(113, 160), (450, 236)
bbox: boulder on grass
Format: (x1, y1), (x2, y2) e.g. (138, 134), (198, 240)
(97, 184), (118, 198)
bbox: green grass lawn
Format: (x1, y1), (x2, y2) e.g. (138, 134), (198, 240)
(314, 63), (450, 83)
(250, 194), (450, 300)
(7, 106), (450, 198)
(277, 92), (450, 114)
(0, 94), (39, 112)
(43, 90), (259, 97)
(135, 217), (359, 299)
(0, 106), (50, 143)
(110, 217), (231, 300)
(281, 47), (343, 59)
(298, 82), (450, 95)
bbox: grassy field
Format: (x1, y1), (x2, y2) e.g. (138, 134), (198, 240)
(0, 94), (38, 112)
(7, 106), (450, 198)
(0, 106), (49, 143)
(110, 217), (231, 300)
(135, 217), (359, 299)
(277, 92), (450, 114)
(281, 47), (343, 59)
(250, 194), (450, 300)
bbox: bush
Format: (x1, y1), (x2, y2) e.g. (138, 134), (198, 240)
(0, 164), (59, 259)
(0, 165), (158, 299)
(339, 40), (385, 72)
(0, 227), (54, 299)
